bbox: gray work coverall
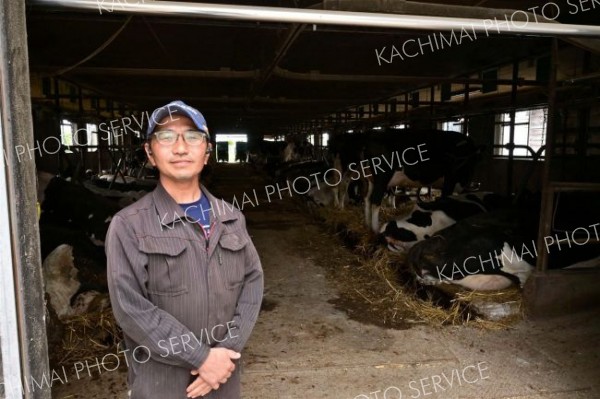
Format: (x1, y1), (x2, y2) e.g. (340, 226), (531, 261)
(106, 182), (264, 399)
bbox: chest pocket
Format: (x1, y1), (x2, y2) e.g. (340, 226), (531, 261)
(218, 232), (248, 288)
(139, 236), (188, 296)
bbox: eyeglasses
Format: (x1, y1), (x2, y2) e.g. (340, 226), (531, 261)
(153, 130), (208, 146)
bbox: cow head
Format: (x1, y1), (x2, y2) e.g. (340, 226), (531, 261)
(451, 143), (485, 194)
(380, 221), (419, 252)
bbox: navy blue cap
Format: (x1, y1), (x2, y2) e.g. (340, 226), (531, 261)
(146, 100), (209, 139)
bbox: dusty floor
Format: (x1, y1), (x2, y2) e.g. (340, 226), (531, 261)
(47, 163), (600, 399)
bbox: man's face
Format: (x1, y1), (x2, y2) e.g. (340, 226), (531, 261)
(144, 115), (211, 184)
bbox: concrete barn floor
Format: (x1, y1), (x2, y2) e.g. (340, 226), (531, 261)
(48, 163), (599, 399)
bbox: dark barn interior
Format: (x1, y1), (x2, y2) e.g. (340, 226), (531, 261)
(1, 0), (600, 398)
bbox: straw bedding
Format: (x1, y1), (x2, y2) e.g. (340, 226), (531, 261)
(308, 203), (523, 329)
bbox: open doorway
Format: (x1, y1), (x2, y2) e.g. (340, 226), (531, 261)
(215, 133), (248, 163)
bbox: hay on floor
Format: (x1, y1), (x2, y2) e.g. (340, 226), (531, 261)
(312, 203), (523, 329)
(56, 307), (123, 367)
(362, 245), (521, 329)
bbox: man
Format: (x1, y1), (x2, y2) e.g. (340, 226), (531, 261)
(106, 100), (264, 399)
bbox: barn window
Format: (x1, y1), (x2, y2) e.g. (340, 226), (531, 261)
(494, 108), (547, 157)
(60, 119), (75, 153)
(86, 123), (98, 152)
(322, 133), (329, 146)
(440, 118), (464, 133)
(106, 126), (122, 147)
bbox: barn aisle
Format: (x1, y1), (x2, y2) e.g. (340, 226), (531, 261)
(211, 164), (600, 399)
(51, 163), (600, 399)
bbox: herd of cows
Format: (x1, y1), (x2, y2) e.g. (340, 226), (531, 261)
(262, 128), (599, 291)
(36, 128), (599, 329)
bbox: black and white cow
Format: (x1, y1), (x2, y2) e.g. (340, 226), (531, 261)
(380, 192), (506, 252)
(39, 223), (109, 294)
(328, 132), (369, 209)
(43, 244), (109, 320)
(274, 159), (326, 181)
(283, 138), (314, 163)
(248, 140), (288, 175)
(282, 141), (300, 163)
(40, 176), (122, 245)
(407, 202), (600, 291)
(306, 183), (334, 206)
(363, 129), (481, 232)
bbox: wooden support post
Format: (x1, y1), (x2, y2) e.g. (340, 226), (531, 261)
(429, 86), (435, 125)
(78, 85), (83, 113)
(464, 82), (469, 135)
(506, 61), (519, 196)
(53, 78), (60, 109)
(535, 39), (559, 273)
(0, 0), (51, 397)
